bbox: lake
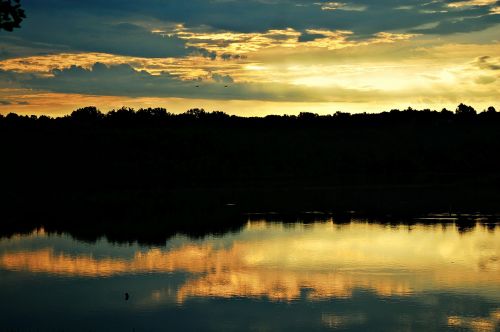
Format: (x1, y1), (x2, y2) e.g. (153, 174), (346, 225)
(0, 217), (498, 331)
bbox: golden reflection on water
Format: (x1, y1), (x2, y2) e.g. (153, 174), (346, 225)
(447, 309), (500, 332)
(322, 312), (367, 329)
(0, 221), (498, 304)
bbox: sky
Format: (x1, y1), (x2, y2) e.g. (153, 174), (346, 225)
(0, 0), (499, 116)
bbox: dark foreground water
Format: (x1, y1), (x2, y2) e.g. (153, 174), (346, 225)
(0, 218), (498, 331)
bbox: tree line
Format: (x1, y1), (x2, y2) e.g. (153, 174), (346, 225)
(0, 103), (497, 125)
(1, 102), (500, 226)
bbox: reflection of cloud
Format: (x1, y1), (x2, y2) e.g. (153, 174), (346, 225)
(0, 245), (221, 277)
(322, 312), (366, 328)
(448, 309), (500, 332)
(1, 222), (499, 305)
(176, 269), (415, 303)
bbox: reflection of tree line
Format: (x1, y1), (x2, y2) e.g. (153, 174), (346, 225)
(0, 215), (497, 246)
(1, 104), (500, 239)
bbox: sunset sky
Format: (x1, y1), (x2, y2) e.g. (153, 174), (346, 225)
(0, 0), (499, 116)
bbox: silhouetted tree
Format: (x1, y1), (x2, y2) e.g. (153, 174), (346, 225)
(485, 106), (496, 114)
(5, 112), (19, 120)
(0, 0), (25, 31)
(185, 108), (207, 119)
(137, 107), (170, 120)
(209, 111), (230, 120)
(333, 111), (351, 119)
(107, 107), (136, 123)
(298, 112), (319, 120)
(455, 103), (476, 116)
(38, 115), (51, 122)
(70, 106), (104, 122)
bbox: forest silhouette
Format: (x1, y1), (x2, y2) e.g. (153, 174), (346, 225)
(1, 104), (500, 241)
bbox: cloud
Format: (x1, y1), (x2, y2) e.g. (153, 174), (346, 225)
(411, 12), (500, 34)
(315, 2), (367, 11)
(170, 26), (417, 55)
(474, 55), (500, 70)
(0, 99), (30, 106)
(1, 11), (197, 59)
(211, 73), (234, 84)
(0, 52), (254, 84)
(1, 38), (498, 109)
(475, 75), (496, 84)
(10, 62), (374, 103)
(9, 0), (498, 54)
(446, 0), (497, 8)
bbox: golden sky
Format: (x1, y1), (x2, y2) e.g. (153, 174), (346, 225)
(0, 1), (498, 116)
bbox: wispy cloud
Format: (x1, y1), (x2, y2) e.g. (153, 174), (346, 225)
(168, 26), (417, 55)
(315, 2), (367, 11)
(446, 0), (497, 8)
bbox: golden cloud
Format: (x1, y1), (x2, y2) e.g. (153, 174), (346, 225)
(167, 26), (417, 55)
(447, 0), (497, 8)
(0, 53), (250, 80)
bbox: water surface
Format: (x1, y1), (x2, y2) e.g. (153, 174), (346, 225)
(0, 219), (498, 331)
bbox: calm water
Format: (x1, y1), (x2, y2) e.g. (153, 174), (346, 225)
(0, 219), (499, 331)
